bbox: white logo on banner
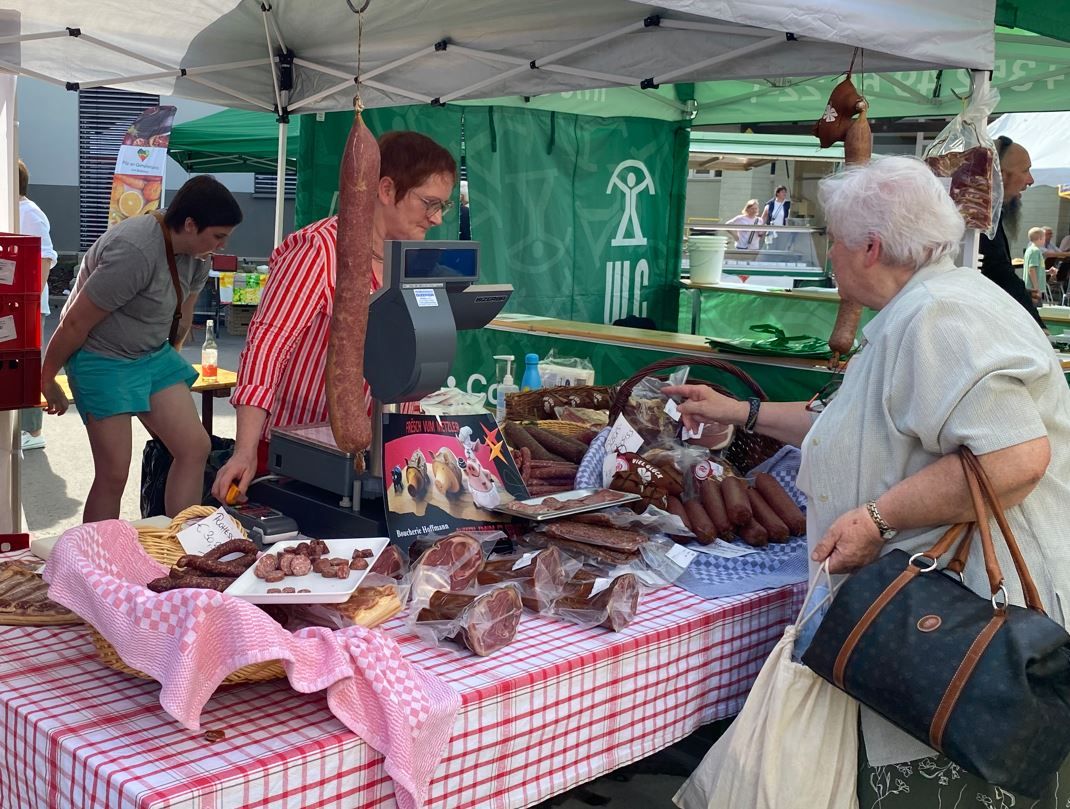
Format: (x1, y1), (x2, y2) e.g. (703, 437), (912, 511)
(604, 159), (655, 324)
(607, 160), (655, 247)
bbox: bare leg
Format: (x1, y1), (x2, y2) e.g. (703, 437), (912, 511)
(84, 413), (132, 522)
(137, 382), (211, 517)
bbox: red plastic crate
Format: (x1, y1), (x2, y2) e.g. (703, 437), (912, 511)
(0, 292), (41, 351)
(0, 233), (42, 295)
(0, 349), (41, 411)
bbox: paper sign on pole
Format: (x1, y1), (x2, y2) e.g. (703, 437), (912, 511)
(108, 106), (176, 228)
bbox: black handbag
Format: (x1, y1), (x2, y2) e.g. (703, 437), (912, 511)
(803, 448), (1070, 797)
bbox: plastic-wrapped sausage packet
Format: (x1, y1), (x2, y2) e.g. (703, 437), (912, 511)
(407, 530), (505, 606)
(922, 83), (1003, 238)
(476, 545), (584, 612)
(408, 583), (524, 656)
(544, 570), (642, 632)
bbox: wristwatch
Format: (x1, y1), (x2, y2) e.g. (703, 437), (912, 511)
(865, 500), (898, 540)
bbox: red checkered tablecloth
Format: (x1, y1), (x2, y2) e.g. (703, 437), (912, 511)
(0, 548), (802, 809)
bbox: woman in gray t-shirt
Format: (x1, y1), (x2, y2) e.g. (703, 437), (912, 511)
(41, 175), (242, 521)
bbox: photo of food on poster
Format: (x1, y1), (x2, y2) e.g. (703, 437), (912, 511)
(382, 413), (528, 543)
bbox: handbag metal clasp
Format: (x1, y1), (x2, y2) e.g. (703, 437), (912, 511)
(992, 585), (1008, 611)
(908, 552), (939, 572)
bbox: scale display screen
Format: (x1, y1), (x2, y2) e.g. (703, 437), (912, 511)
(402, 246), (478, 282)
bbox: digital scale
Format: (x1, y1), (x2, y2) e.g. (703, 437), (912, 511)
(245, 240), (513, 543)
(224, 502), (299, 544)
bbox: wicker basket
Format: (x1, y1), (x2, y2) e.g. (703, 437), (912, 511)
(89, 505), (286, 684)
(505, 385), (613, 421)
(533, 419), (595, 439)
(608, 356), (785, 475)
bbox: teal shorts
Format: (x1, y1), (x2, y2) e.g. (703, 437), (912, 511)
(66, 343), (199, 425)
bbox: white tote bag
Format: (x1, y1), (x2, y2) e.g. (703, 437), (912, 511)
(674, 566), (859, 809)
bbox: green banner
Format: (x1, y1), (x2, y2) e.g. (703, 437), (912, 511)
(465, 106), (689, 330)
(294, 106), (464, 231)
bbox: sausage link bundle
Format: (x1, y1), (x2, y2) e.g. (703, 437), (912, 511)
(746, 487), (790, 542)
(326, 105), (380, 471)
(753, 472), (807, 535)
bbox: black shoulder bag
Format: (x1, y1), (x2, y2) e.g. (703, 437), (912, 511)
(803, 448), (1070, 797)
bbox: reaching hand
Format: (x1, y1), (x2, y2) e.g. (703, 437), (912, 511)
(810, 506), (885, 574)
(211, 448), (257, 503)
(661, 384), (748, 435)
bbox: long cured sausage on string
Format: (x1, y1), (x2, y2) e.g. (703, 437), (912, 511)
(326, 101), (380, 471)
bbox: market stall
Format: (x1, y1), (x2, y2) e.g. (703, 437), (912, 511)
(0, 3), (1003, 808)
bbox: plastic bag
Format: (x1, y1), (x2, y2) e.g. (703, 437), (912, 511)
(923, 83), (1003, 238)
(621, 368), (690, 447)
(287, 573), (409, 631)
(140, 435), (236, 518)
(418, 387), (487, 416)
(540, 350), (595, 387)
(476, 545), (584, 612)
(408, 582), (525, 656)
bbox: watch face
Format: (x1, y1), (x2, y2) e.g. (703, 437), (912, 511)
(882, 529), (898, 540)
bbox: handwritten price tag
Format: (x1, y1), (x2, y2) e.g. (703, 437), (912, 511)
(176, 507), (245, 555)
(0, 315), (16, 344)
(0, 258), (15, 286)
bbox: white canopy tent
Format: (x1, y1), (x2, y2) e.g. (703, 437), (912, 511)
(989, 112), (1070, 188)
(0, 0), (995, 532)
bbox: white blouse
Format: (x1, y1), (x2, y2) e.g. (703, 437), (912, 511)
(797, 256), (1070, 766)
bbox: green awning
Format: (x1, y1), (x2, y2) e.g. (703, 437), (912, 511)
(689, 131), (843, 170)
(997, 0), (1070, 43)
(168, 109), (298, 174)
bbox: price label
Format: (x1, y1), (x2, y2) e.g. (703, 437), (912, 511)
(512, 551), (539, 571)
(0, 315), (16, 344)
(692, 539), (759, 558)
(589, 577), (613, 597)
(0, 258), (15, 286)
(664, 398), (680, 422)
(176, 507), (246, 555)
(605, 414), (643, 455)
(666, 543), (698, 568)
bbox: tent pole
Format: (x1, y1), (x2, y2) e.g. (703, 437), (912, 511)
(0, 70), (19, 536)
(274, 120), (287, 248)
(960, 70), (986, 271)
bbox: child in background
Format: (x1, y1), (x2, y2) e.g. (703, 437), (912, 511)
(1023, 227), (1045, 303)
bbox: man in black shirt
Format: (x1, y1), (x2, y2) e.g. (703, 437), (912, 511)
(980, 136), (1043, 328)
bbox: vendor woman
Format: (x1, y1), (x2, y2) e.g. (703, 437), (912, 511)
(41, 176), (242, 521)
(211, 131), (457, 503)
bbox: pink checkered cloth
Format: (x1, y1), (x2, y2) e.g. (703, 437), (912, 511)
(42, 520), (460, 809)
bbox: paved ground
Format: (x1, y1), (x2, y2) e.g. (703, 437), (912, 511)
(22, 307), (722, 808)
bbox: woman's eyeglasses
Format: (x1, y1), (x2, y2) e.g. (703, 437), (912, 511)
(415, 194), (454, 217)
(805, 341), (864, 413)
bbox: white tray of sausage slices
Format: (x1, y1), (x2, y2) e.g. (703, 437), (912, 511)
(224, 537), (390, 604)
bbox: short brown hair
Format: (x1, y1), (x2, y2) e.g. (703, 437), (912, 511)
(17, 160), (28, 197)
(379, 131), (456, 202)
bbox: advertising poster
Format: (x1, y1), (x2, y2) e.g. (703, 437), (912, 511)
(108, 105), (177, 227)
(382, 413), (528, 544)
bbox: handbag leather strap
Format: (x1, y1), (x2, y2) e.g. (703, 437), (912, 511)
(960, 449), (1046, 612)
(151, 211), (184, 348)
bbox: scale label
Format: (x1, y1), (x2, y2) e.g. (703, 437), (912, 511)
(414, 289), (438, 308)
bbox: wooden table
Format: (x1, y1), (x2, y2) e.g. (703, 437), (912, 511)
(49, 365), (237, 433)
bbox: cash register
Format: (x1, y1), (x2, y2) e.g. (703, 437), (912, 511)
(239, 240), (512, 540)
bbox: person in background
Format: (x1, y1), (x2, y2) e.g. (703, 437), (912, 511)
(1023, 226), (1045, 301)
(668, 155), (1070, 806)
(724, 199), (763, 249)
(41, 176), (242, 521)
(980, 136), (1044, 328)
(1042, 227), (1057, 253)
(459, 179), (471, 241)
(17, 159), (57, 451)
(760, 185), (791, 248)
(211, 131), (457, 503)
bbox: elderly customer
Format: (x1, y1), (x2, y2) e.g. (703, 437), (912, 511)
(667, 155), (1070, 806)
